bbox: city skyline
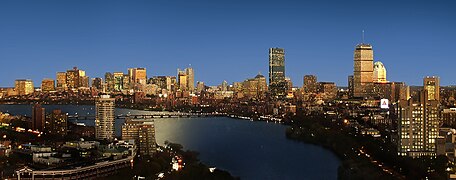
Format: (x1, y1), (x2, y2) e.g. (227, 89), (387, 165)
(0, 0), (455, 87)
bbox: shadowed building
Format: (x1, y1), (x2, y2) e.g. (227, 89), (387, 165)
(32, 104), (45, 131)
(268, 48), (287, 100)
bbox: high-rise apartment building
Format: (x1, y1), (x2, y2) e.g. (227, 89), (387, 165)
(353, 44), (374, 98)
(423, 76), (440, 101)
(41, 79), (55, 92)
(15, 79), (34, 96)
(45, 109), (68, 136)
(95, 95), (115, 140)
(32, 104), (45, 131)
(268, 48), (287, 100)
(397, 89), (439, 157)
(373, 61), (387, 83)
(303, 75), (318, 94)
(122, 119), (156, 156)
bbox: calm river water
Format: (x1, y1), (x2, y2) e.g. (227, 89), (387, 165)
(0, 104), (340, 179)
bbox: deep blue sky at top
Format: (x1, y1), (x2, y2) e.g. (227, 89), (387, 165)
(0, 0), (455, 87)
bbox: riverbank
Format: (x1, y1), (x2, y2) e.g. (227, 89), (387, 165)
(285, 115), (398, 179)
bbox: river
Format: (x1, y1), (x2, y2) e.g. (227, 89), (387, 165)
(0, 104), (340, 179)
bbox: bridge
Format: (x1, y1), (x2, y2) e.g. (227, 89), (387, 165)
(67, 112), (224, 120)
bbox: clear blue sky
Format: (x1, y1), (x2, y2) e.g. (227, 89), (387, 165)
(0, 0), (455, 87)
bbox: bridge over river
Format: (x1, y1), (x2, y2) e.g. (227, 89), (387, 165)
(67, 112), (224, 120)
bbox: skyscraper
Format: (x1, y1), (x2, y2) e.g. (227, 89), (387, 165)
(15, 79), (34, 96)
(423, 76), (440, 101)
(92, 77), (103, 91)
(66, 67), (87, 89)
(177, 69), (188, 91)
(268, 48), (286, 100)
(373, 61), (387, 83)
(353, 44), (374, 98)
(95, 95), (115, 140)
(113, 72), (124, 91)
(129, 68), (147, 85)
(32, 104), (45, 131)
(186, 67), (194, 92)
(56, 72), (67, 91)
(105, 72), (115, 92)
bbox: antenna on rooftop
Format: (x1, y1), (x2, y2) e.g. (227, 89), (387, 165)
(362, 30), (365, 44)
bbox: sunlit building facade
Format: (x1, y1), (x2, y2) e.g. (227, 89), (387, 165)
(41, 79), (55, 92)
(423, 76), (440, 101)
(56, 72), (67, 91)
(373, 61), (387, 83)
(15, 79), (34, 95)
(353, 44), (374, 98)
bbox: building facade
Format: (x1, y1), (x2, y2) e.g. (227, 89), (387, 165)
(121, 119), (156, 156)
(424, 76), (440, 101)
(353, 44), (374, 98)
(95, 95), (116, 140)
(268, 48), (287, 100)
(15, 79), (34, 96)
(41, 79), (55, 92)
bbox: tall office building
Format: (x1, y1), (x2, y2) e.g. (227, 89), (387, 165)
(105, 72), (115, 92)
(268, 48), (287, 100)
(56, 72), (67, 91)
(113, 72), (124, 91)
(397, 89), (439, 157)
(186, 67), (194, 92)
(122, 119), (156, 156)
(15, 79), (34, 96)
(66, 67), (86, 89)
(373, 61), (387, 83)
(353, 44), (374, 98)
(32, 104), (45, 131)
(91, 77), (103, 91)
(196, 81), (205, 93)
(95, 95), (115, 140)
(41, 79), (55, 92)
(45, 109), (68, 136)
(303, 75), (318, 94)
(129, 68), (147, 85)
(423, 76), (440, 101)
(177, 69), (188, 91)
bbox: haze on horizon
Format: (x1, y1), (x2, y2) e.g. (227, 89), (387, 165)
(0, 0), (455, 87)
